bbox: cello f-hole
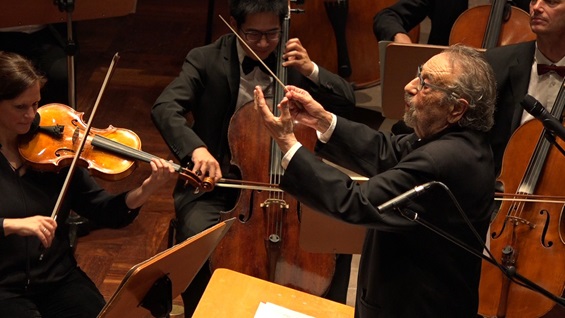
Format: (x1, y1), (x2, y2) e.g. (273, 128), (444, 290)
(540, 209), (552, 248)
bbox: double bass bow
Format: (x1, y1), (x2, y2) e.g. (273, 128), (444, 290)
(208, 7), (336, 296)
(478, 80), (565, 317)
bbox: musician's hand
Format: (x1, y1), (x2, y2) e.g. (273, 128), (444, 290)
(125, 158), (177, 209)
(283, 85), (334, 133)
(283, 38), (315, 77)
(142, 158), (177, 191)
(2, 216), (57, 248)
(393, 33), (413, 44)
(192, 147), (222, 182)
(254, 86), (298, 153)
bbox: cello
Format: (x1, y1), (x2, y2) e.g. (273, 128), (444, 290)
(208, 5), (336, 296)
(478, 83), (565, 317)
(449, 0), (535, 48)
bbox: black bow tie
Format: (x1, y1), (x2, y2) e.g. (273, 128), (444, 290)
(538, 64), (565, 77)
(242, 54), (277, 75)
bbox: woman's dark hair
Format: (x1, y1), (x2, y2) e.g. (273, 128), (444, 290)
(0, 51), (46, 101)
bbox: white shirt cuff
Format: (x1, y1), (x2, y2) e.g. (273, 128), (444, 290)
(281, 142), (303, 170)
(317, 113), (337, 143)
(307, 62), (320, 84)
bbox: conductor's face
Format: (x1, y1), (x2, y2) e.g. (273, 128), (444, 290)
(403, 53), (463, 139)
(233, 12), (282, 61)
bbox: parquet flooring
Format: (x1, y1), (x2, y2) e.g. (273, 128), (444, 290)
(71, 0), (230, 313)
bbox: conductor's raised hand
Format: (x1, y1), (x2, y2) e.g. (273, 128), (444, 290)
(254, 86), (298, 154)
(283, 85), (334, 133)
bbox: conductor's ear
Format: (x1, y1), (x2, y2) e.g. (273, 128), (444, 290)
(448, 98), (469, 124)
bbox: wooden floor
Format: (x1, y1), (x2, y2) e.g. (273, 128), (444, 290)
(70, 0), (381, 316)
(71, 0), (232, 311)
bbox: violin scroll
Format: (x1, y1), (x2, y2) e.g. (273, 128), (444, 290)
(178, 167), (216, 193)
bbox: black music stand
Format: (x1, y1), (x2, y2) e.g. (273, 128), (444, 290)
(97, 218), (235, 318)
(53, 0), (77, 108)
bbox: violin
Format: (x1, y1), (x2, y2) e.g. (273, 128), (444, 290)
(19, 103), (142, 181)
(18, 103), (280, 194)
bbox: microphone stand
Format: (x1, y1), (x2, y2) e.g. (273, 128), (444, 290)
(396, 182), (565, 309)
(53, 0), (89, 251)
(542, 131), (565, 158)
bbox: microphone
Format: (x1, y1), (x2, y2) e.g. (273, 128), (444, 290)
(521, 94), (565, 142)
(377, 181), (436, 214)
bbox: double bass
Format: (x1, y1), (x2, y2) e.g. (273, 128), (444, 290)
(450, 0), (535, 48)
(208, 4), (336, 296)
(479, 84), (565, 317)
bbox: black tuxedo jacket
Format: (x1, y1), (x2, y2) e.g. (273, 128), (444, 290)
(485, 41), (535, 175)
(152, 34), (355, 167)
(151, 34), (355, 203)
(280, 118), (495, 317)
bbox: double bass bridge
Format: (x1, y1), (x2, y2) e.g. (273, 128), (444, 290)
(506, 215), (535, 229)
(261, 198), (289, 244)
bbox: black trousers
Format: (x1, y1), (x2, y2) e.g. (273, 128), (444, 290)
(0, 267), (105, 318)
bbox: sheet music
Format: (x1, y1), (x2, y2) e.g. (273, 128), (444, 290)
(254, 302), (315, 318)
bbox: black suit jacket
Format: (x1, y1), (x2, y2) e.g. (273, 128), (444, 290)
(485, 41), (535, 175)
(373, 0), (468, 45)
(281, 118), (495, 317)
(151, 34), (355, 203)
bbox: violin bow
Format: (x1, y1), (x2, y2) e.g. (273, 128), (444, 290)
(50, 53), (121, 220)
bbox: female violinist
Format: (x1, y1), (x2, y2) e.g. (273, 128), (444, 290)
(150, 0), (355, 315)
(0, 51), (176, 318)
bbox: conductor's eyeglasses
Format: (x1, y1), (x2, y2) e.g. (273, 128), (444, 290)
(241, 29), (282, 42)
(416, 65), (460, 99)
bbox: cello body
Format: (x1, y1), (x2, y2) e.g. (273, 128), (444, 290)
(450, 2), (535, 48)
(478, 120), (565, 317)
(208, 2), (335, 296)
(208, 102), (335, 296)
